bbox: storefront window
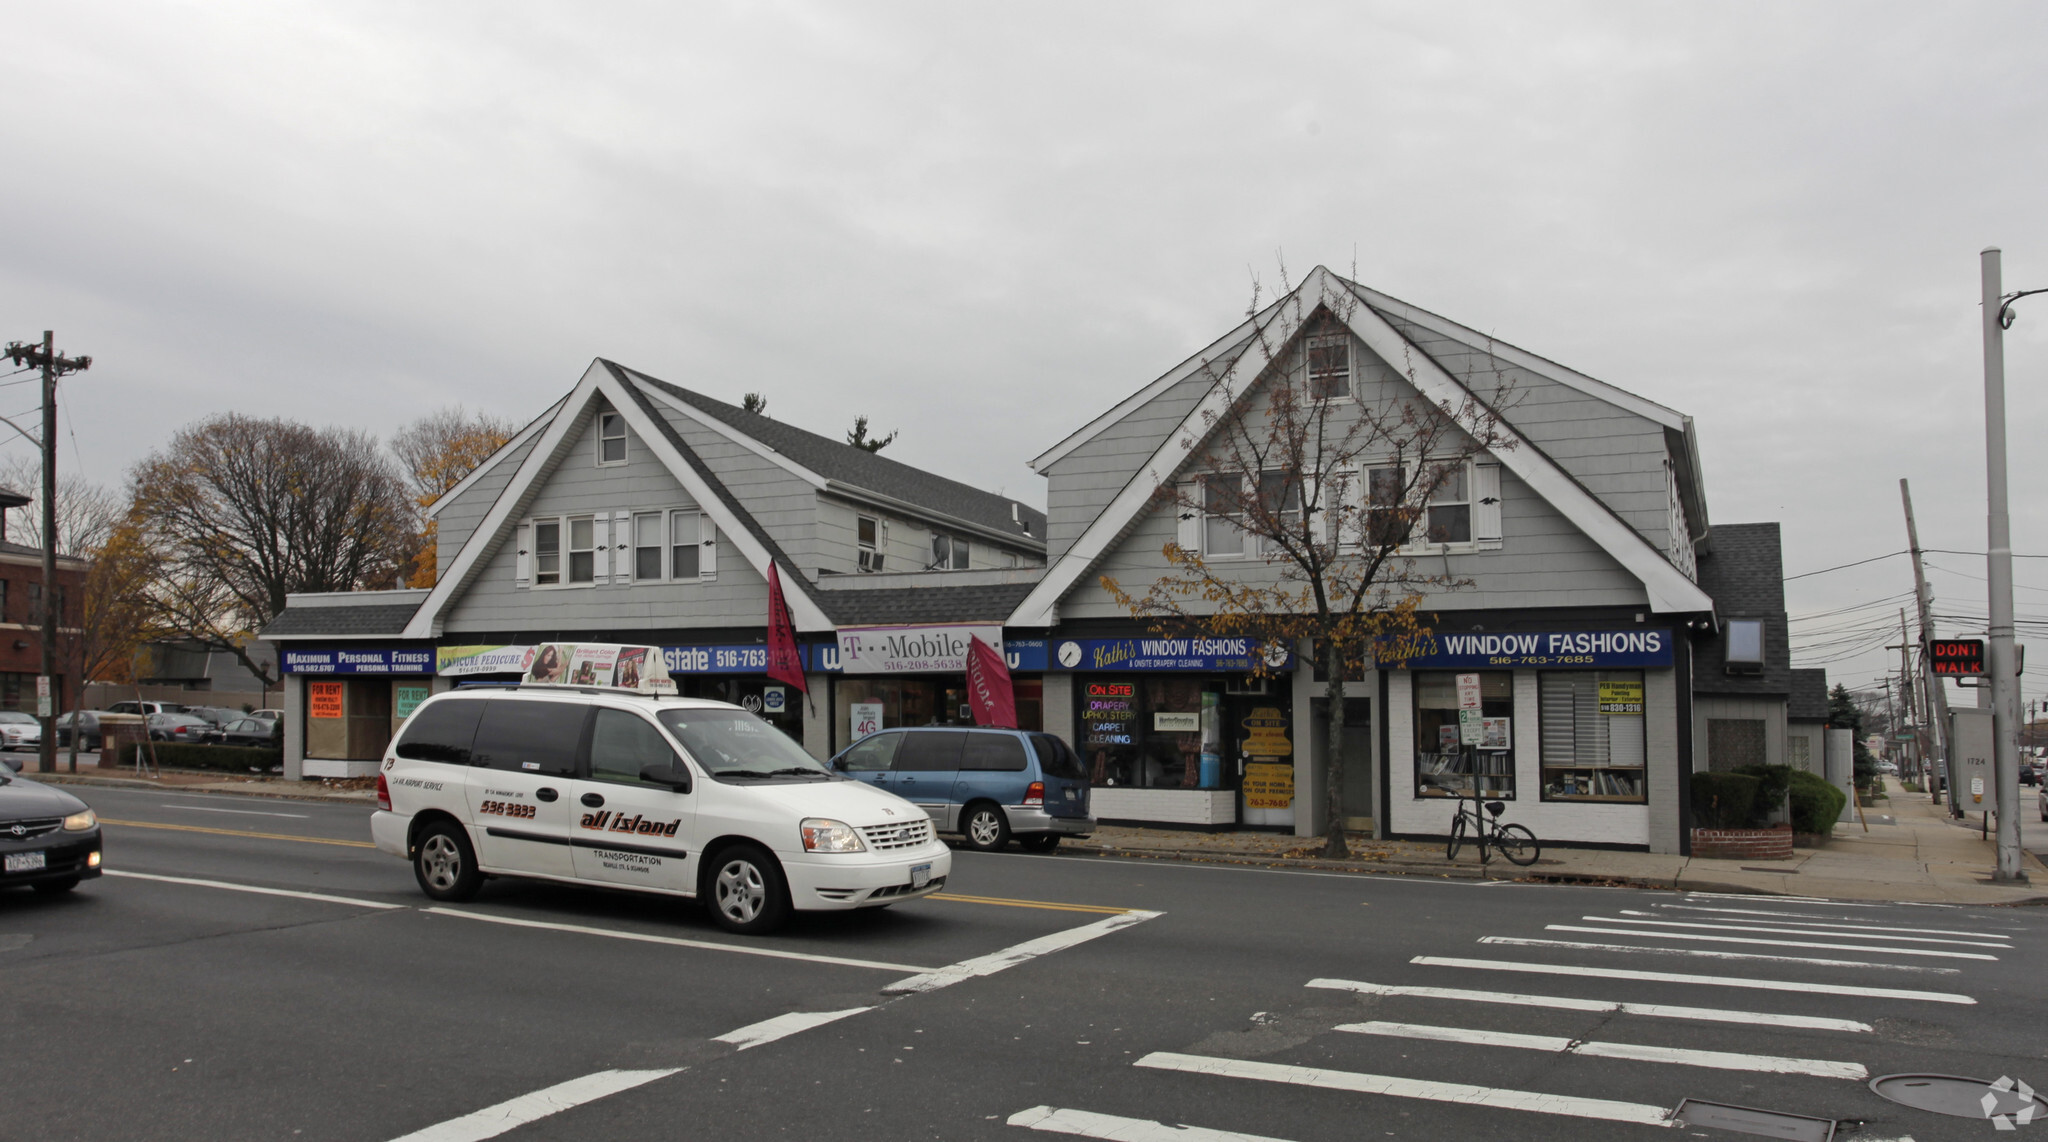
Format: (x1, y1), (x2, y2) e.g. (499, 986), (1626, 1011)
(1413, 671), (1514, 799)
(1538, 671), (1646, 802)
(1077, 677), (1257, 791)
(833, 676), (1041, 752)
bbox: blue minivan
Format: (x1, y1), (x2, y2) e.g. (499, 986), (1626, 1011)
(828, 727), (1094, 852)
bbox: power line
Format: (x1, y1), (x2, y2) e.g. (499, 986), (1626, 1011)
(1783, 550), (1905, 581)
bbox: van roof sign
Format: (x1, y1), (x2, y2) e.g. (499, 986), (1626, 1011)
(522, 643), (677, 694)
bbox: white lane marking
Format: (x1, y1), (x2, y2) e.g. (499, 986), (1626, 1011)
(1008, 1105), (1299, 1141)
(104, 869), (402, 909)
(1482, 936), (1957, 973)
(1685, 892), (1889, 907)
(1640, 907), (2016, 939)
(385, 1068), (678, 1142)
(1304, 978), (1872, 1033)
(1336, 1020), (1867, 1081)
(882, 909), (1162, 995)
(1134, 1052), (1673, 1128)
(1596, 915), (2010, 948)
(1545, 923), (1996, 961)
(1415, 955), (1976, 1004)
(714, 1008), (872, 1050)
(422, 908), (934, 973)
(158, 804), (311, 819)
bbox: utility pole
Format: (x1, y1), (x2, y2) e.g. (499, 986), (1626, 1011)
(1980, 248), (2026, 883)
(3, 332), (90, 775)
(1899, 610), (1920, 782)
(1900, 479), (1950, 801)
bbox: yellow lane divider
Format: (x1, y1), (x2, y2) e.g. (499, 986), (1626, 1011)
(928, 892), (1129, 915)
(100, 818), (376, 849)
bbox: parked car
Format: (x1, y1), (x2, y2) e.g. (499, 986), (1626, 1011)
(210, 716), (278, 748)
(0, 710), (41, 753)
(251, 709), (283, 721)
(0, 769), (102, 893)
(106, 700), (189, 716)
(371, 688), (951, 935)
(827, 727), (1094, 853)
(180, 706), (240, 728)
(53, 711), (108, 752)
(1876, 760), (1899, 775)
(147, 713), (215, 743)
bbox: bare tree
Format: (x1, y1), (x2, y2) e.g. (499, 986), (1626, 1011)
(391, 406), (515, 586)
(0, 454), (125, 557)
(129, 415), (413, 687)
(1103, 271), (1516, 858)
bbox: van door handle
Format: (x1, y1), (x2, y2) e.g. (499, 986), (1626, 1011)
(536, 787), (559, 802)
(581, 792), (605, 808)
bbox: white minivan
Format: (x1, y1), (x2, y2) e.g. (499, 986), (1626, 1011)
(370, 685), (951, 934)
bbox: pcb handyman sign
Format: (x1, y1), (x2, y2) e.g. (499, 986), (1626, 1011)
(835, 623), (1002, 675)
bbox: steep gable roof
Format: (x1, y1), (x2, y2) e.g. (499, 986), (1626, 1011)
(1008, 265), (1716, 628)
(624, 369), (1046, 546)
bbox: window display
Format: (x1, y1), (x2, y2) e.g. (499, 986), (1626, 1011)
(1413, 671), (1514, 798)
(1538, 671), (1646, 802)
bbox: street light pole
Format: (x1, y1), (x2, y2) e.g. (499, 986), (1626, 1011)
(1980, 248), (2026, 883)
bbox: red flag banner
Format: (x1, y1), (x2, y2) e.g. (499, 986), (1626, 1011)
(965, 634), (1017, 729)
(766, 562), (807, 693)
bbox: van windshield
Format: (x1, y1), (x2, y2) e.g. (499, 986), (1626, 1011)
(658, 709), (829, 780)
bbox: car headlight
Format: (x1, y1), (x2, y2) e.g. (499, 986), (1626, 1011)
(62, 809), (96, 832)
(799, 818), (866, 853)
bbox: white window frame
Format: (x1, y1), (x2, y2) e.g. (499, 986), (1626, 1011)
(596, 412), (628, 467)
(1199, 475), (1248, 560)
(524, 515), (602, 589)
(930, 532), (970, 570)
(858, 515), (886, 573)
(567, 515), (598, 585)
(1306, 333), (1353, 401)
(1346, 457), (1500, 555)
(631, 511), (666, 583)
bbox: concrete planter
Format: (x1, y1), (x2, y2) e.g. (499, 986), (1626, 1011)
(1691, 823), (1793, 861)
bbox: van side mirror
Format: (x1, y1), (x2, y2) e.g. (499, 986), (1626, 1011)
(641, 764), (692, 793)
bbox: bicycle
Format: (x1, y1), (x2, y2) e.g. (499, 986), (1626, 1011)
(1431, 777), (1540, 866)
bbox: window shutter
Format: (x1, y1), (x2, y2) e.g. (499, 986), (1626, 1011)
(613, 511), (632, 583)
(591, 514), (612, 585)
(1175, 482), (1200, 553)
(1473, 460), (1503, 550)
(514, 521), (532, 588)
(699, 514), (718, 580)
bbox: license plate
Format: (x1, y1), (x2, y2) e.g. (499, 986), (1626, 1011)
(1063, 788), (1077, 800)
(5, 851), (46, 873)
(909, 863), (931, 889)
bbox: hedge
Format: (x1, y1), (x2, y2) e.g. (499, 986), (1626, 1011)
(1786, 768), (1847, 836)
(1690, 771), (1762, 829)
(114, 742), (283, 773)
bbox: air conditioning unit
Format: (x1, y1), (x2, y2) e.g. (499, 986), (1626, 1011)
(858, 549), (885, 573)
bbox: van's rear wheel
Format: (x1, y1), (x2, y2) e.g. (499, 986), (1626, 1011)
(706, 844), (790, 934)
(1017, 834), (1060, 854)
(961, 804), (1011, 852)
(414, 820), (482, 902)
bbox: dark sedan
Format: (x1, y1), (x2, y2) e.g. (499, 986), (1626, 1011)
(0, 770), (101, 893)
(147, 713), (214, 743)
(210, 717), (278, 747)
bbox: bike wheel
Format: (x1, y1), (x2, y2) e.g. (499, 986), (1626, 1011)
(1495, 823), (1540, 867)
(1445, 814), (1468, 861)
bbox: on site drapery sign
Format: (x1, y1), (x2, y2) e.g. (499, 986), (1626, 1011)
(283, 648), (434, 674)
(835, 623), (1003, 675)
(1379, 629), (1673, 670)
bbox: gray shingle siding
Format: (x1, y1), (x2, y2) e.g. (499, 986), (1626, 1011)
(825, 584), (1037, 626)
(1789, 668), (1830, 722)
(1693, 522), (1792, 697)
(263, 603), (422, 638)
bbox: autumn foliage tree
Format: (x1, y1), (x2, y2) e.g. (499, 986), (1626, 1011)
(1102, 271), (1516, 858)
(129, 415), (414, 688)
(391, 406), (515, 587)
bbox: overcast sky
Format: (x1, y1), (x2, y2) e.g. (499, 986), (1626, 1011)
(5, 2), (2047, 704)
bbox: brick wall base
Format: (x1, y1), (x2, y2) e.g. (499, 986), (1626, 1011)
(1691, 823), (1793, 861)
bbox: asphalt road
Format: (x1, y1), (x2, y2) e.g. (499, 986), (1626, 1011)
(5, 781), (2045, 1142)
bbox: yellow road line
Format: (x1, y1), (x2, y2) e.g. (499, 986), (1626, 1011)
(928, 892), (1129, 915)
(100, 818), (375, 849)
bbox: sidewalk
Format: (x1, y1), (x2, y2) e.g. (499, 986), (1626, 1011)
(22, 768), (2047, 904)
(1062, 776), (2048, 906)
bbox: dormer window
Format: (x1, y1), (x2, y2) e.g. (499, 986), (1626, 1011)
(597, 412), (627, 466)
(1725, 619), (1765, 674)
(1308, 335), (1351, 400)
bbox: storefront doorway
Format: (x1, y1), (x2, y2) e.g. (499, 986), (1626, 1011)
(1311, 696), (1373, 832)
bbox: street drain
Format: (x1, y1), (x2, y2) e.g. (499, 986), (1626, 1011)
(1869, 1073), (2047, 1123)
(1670, 1098), (1834, 1141)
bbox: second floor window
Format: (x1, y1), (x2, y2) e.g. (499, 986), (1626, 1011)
(533, 521), (561, 585)
(567, 517), (596, 583)
(633, 512), (663, 580)
(858, 516), (885, 572)
(597, 412), (627, 465)
(1424, 462), (1472, 545)
(670, 511), (701, 578)
(931, 533), (969, 570)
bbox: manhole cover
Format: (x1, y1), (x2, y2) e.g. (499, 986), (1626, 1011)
(1870, 1073), (2047, 1122)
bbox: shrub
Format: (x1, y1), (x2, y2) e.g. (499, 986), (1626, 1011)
(1785, 769), (1847, 836)
(1733, 764), (1794, 820)
(1691, 771), (1763, 829)
(114, 742), (282, 772)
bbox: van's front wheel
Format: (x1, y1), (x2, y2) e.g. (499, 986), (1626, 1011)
(706, 844), (791, 934)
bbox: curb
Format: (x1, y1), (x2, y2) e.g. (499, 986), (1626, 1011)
(24, 771), (378, 805)
(1059, 842), (1643, 886)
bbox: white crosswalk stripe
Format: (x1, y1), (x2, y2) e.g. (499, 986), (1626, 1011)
(1334, 1020), (1867, 1080)
(1415, 955), (1976, 1002)
(1478, 935), (1961, 971)
(1643, 905), (2014, 939)
(1304, 978), (1873, 1032)
(1543, 922), (1998, 959)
